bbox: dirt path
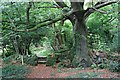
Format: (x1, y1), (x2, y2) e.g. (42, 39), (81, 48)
(27, 64), (120, 78)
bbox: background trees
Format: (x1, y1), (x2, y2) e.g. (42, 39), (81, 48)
(1, 0), (119, 67)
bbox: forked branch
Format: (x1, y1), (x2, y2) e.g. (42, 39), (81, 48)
(84, 1), (117, 19)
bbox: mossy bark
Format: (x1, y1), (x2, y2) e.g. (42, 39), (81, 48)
(70, 2), (92, 67)
(72, 15), (92, 67)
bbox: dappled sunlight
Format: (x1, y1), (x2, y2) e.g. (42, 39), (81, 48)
(30, 42), (53, 57)
(1, 1), (119, 78)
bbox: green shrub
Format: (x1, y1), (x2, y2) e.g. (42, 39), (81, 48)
(71, 59), (79, 68)
(110, 32), (120, 52)
(3, 54), (19, 64)
(108, 60), (120, 72)
(91, 63), (97, 69)
(46, 54), (56, 66)
(98, 63), (107, 69)
(2, 64), (30, 78)
(23, 55), (38, 66)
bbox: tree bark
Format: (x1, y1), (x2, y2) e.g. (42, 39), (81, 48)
(69, 1), (92, 67)
(72, 12), (92, 67)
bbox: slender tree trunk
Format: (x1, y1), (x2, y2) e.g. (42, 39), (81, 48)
(23, 38), (31, 55)
(13, 38), (20, 55)
(2, 48), (6, 58)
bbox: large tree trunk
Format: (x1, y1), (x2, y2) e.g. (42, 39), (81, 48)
(72, 11), (92, 67)
(69, 2), (92, 67)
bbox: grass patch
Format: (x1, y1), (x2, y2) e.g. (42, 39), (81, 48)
(61, 68), (83, 73)
(50, 72), (56, 76)
(66, 72), (104, 78)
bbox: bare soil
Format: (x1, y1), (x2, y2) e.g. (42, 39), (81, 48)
(27, 64), (120, 78)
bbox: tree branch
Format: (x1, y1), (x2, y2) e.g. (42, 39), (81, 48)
(95, 1), (116, 9)
(26, 2), (32, 23)
(92, 7), (107, 14)
(5, 10), (74, 32)
(37, 6), (62, 8)
(84, 1), (117, 19)
(54, 0), (68, 8)
(2, 18), (55, 27)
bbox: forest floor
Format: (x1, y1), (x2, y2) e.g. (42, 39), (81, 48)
(27, 64), (120, 78)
